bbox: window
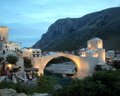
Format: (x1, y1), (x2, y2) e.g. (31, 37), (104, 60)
(33, 54), (36, 57)
(3, 50), (5, 54)
(37, 54), (39, 57)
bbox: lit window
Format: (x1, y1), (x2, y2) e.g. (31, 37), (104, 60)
(81, 52), (86, 57)
(93, 53), (98, 57)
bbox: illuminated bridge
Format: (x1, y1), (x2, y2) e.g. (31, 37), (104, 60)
(31, 52), (101, 78)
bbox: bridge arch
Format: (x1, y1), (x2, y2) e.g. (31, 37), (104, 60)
(44, 56), (78, 77)
(32, 53), (89, 78)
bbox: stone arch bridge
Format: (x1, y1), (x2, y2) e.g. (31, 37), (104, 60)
(31, 53), (96, 78)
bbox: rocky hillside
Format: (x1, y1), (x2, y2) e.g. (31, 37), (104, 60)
(33, 7), (120, 51)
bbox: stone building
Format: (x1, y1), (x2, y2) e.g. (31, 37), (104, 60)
(106, 50), (115, 59)
(0, 26), (8, 42)
(22, 48), (41, 58)
(0, 26), (23, 73)
(79, 37), (106, 65)
(0, 42), (21, 56)
(87, 37), (103, 50)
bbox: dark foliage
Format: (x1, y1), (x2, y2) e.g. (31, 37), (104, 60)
(6, 55), (18, 64)
(0, 75), (57, 94)
(53, 70), (120, 96)
(111, 60), (120, 69)
(23, 57), (32, 68)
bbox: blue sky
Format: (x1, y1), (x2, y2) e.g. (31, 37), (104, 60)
(0, 0), (119, 47)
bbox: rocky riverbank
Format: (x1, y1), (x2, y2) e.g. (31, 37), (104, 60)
(0, 89), (49, 96)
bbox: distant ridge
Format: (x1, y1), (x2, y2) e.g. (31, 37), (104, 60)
(33, 7), (120, 51)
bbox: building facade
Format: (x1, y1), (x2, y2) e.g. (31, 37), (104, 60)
(0, 26), (8, 42)
(0, 26), (23, 73)
(79, 37), (106, 65)
(0, 26), (21, 56)
(0, 42), (21, 56)
(22, 48), (41, 58)
(106, 50), (115, 59)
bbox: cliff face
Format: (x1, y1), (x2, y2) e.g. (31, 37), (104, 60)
(33, 7), (120, 51)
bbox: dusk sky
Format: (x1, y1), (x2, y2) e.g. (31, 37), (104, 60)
(0, 0), (119, 47)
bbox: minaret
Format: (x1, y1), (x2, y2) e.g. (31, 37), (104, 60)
(0, 26), (9, 42)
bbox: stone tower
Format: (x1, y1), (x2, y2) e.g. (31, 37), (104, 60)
(0, 26), (9, 42)
(87, 37), (103, 50)
(87, 37), (105, 65)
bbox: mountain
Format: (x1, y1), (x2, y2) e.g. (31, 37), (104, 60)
(33, 7), (120, 51)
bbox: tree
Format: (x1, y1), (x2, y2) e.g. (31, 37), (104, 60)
(53, 70), (120, 96)
(111, 60), (120, 69)
(23, 57), (32, 68)
(6, 55), (18, 64)
(37, 75), (58, 93)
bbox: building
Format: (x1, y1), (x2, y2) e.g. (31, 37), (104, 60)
(115, 51), (120, 60)
(106, 50), (115, 59)
(79, 37), (106, 65)
(87, 37), (103, 50)
(22, 48), (41, 58)
(0, 26), (8, 42)
(0, 26), (23, 73)
(0, 42), (21, 56)
(6, 41), (21, 51)
(0, 26), (21, 56)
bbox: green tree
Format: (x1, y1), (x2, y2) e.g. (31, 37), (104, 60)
(6, 54), (18, 64)
(53, 70), (120, 96)
(37, 75), (58, 93)
(23, 57), (32, 68)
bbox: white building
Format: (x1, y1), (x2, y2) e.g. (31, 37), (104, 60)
(0, 26), (23, 71)
(79, 37), (106, 65)
(87, 37), (103, 50)
(22, 48), (41, 58)
(106, 50), (115, 59)
(0, 26), (21, 54)
(6, 41), (21, 51)
(0, 42), (21, 56)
